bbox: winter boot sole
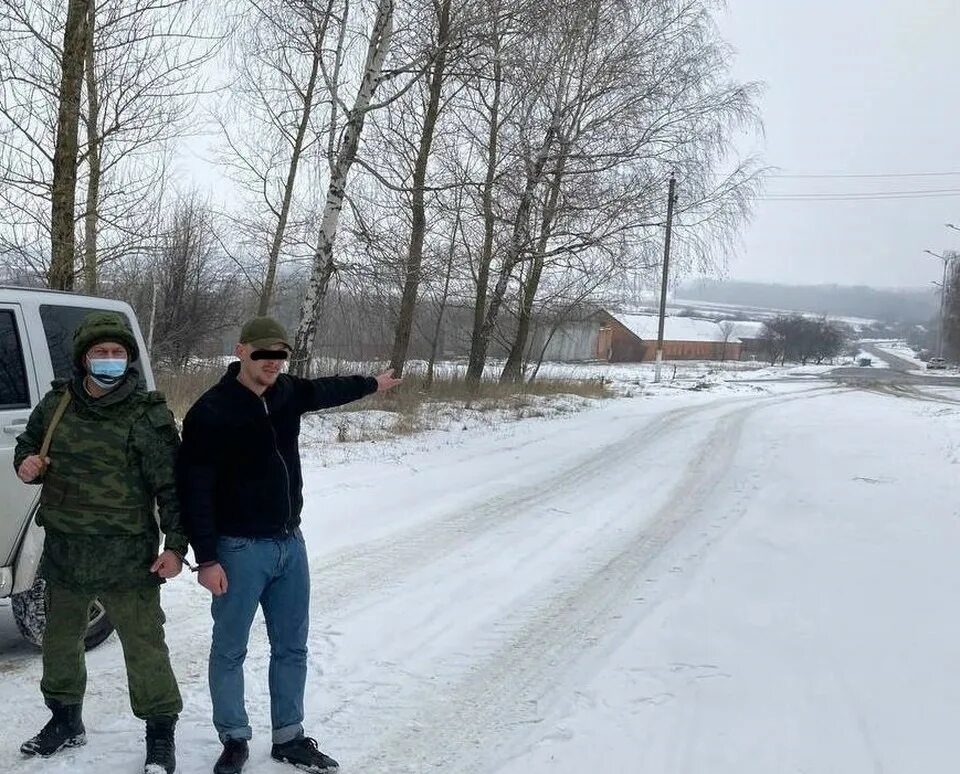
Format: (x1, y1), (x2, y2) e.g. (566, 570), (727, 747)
(270, 756), (339, 774)
(20, 733), (87, 757)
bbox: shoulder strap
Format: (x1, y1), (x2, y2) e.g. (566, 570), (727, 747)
(39, 390), (72, 459)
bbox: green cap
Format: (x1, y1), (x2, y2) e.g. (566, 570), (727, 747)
(239, 316), (292, 350)
(73, 311), (139, 368)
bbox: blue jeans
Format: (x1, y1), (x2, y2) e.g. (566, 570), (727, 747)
(209, 530), (309, 744)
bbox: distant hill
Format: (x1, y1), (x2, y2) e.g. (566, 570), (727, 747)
(678, 280), (937, 324)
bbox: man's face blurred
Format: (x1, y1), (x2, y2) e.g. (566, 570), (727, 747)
(236, 342), (288, 388)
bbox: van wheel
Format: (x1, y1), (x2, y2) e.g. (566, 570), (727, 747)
(11, 578), (114, 650)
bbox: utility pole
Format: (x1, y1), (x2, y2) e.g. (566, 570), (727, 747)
(654, 174), (677, 383)
(939, 258), (947, 360)
(925, 249), (953, 359)
(939, 226), (960, 358)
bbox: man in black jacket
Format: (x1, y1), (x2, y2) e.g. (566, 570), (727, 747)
(177, 317), (399, 774)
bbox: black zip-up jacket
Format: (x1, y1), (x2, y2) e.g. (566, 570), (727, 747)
(177, 361), (377, 563)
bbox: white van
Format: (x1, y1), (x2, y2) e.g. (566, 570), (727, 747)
(0, 285), (153, 648)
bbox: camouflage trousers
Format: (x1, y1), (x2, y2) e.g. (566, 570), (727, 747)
(41, 584), (182, 720)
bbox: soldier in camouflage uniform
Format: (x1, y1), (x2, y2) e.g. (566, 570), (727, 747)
(13, 311), (187, 774)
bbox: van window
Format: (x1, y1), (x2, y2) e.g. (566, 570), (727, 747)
(0, 309), (30, 408)
(39, 305), (137, 380)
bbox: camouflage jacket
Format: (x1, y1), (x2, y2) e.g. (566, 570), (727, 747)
(14, 373), (187, 589)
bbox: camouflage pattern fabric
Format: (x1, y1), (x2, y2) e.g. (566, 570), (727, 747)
(39, 532), (161, 590)
(70, 310), (139, 368)
(41, 583), (182, 719)
(14, 372), (188, 590)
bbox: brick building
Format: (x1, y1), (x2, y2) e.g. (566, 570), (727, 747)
(718, 320), (768, 361)
(596, 311), (742, 362)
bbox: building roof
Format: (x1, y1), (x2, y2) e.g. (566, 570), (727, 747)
(719, 320), (768, 340)
(610, 312), (730, 343)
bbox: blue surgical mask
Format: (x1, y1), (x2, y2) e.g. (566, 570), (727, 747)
(88, 358), (128, 390)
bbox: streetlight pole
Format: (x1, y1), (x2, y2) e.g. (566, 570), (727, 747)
(925, 249), (953, 359)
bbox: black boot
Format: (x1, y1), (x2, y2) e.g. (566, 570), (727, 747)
(271, 736), (339, 773)
(144, 715), (177, 774)
(214, 739), (249, 774)
(20, 701), (86, 757)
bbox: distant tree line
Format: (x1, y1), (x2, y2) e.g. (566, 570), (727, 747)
(681, 279), (939, 325)
(758, 315), (848, 366)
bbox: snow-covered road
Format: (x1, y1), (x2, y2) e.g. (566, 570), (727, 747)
(2, 381), (960, 774)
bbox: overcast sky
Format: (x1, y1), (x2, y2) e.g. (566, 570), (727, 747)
(716, 0), (960, 289)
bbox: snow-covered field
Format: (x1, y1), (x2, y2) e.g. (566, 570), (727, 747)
(312, 357), (835, 388)
(517, 359), (833, 384)
(3, 376), (960, 773)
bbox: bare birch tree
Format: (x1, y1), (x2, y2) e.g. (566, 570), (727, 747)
(290, 0), (397, 375)
(216, 0), (339, 316)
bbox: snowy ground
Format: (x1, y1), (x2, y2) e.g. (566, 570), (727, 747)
(518, 359), (841, 385)
(867, 341), (960, 378)
(3, 377), (960, 773)
(412, 357), (839, 385)
(868, 341), (926, 370)
(306, 357), (840, 388)
(288, 359), (814, 465)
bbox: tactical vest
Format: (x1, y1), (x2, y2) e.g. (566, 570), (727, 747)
(38, 386), (157, 536)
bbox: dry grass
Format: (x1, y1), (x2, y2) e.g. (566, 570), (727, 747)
(154, 362), (611, 423)
(154, 365), (222, 419)
(353, 372), (609, 415)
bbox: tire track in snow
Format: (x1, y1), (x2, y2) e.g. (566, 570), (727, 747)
(345, 389), (833, 774)
(0, 387), (830, 774)
(858, 382), (960, 406)
(304, 388), (834, 623)
(0, 394), (766, 687)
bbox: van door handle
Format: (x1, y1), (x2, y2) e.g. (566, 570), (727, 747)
(3, 420), (26, 434)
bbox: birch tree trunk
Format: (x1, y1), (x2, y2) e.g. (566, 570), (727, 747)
(291, 0), (394, 375)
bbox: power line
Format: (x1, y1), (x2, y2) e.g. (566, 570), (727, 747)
(759, 188), (960, 202)
(765, 187), (960, 197)
(761, 195), (960, 202)
(769, 171), (960, 179)
(761, 194), (960, 202)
